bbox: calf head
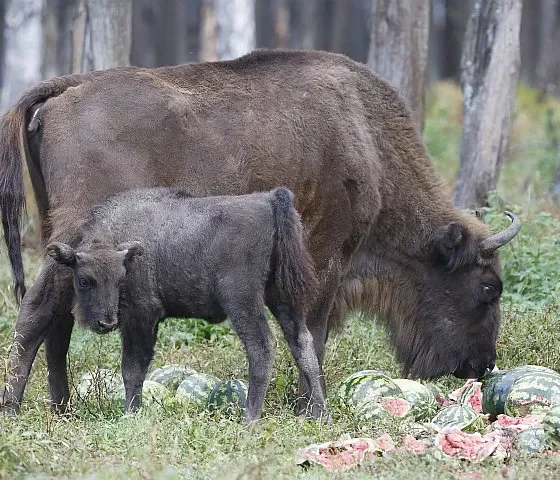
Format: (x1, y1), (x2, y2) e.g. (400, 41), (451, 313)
(391, 212), (520, 380)
(46, 240), (143, 334)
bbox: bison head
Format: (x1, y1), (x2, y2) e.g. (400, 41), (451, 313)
(389, 212), (521, 380)
(46, 240), (143, 334)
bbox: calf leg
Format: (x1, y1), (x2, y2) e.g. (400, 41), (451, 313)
(1, 262), (72, 412)
(45, 314), (74, 413)
(120, 318), (158, 412)
(227, 306), (275, 424)
(270, 302), (327, 421)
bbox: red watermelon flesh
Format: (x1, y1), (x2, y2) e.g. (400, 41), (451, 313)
(449, 379), (476, 401)
(402, 434), (432, 454)
(494, 414), (544, 431)
(435, 428), (501, 460)
(379, 397), (411, 417)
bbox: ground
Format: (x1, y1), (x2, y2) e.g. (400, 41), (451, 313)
(1, 83), (560, 479)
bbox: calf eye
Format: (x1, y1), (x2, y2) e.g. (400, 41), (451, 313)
(482, 284), (498, 302)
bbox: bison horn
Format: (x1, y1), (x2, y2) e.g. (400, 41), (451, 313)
(479, 211), (521, 255)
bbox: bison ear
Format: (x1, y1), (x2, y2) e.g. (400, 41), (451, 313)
(117, 241), (144, 265)
(46, 242), (77, 267)
(432, 223), (468, 269)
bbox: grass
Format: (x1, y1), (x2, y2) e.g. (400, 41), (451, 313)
(1, 82), (560, 479)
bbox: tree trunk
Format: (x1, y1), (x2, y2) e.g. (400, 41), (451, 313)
(42, 0), (75, 79)
(453, 0), (522, 209)
(213, 0), (255, 60)
(519, 0), (541, 86)
(0, 0), (6, 85)
(1, 0), (43, 114)
(367, 0), (430, 130)
(130, 0), (158, 67)
(535, 0), (560, 97)
(86, 0), (132, 69)
(289, 0), (326, 50)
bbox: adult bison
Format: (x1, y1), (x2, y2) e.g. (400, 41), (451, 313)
(0, 49), (519, 414)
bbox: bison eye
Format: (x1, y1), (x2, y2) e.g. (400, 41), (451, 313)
(482, 284), (498, 302)
(78, 277), (90, 289)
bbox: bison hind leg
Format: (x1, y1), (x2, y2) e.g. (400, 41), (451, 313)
(268, 299), (329, 423)
(224, 302), (275, 424)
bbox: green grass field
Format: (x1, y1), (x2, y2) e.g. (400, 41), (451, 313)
(1, 83), (560, 479)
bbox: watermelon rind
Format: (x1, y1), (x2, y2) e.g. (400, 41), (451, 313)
(176, 373), (221, 406)
(430, 404), (485, 433)
(458, 381), (483, 413)
(504, 371), (560, 417)
(348, 376), (403, 408)
(77, 369), (123, 400)
(147, 364), (197, 391)
(482, 365), (559, 416)
(515, 427), (547, 454)
(207, 379), (248, 415)
(113, 380), (173, 409)
(337, 370), (393, 406)
(543, 405), (560, 449)
(393, 379), (438, 422)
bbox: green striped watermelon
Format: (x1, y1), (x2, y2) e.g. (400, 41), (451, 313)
(430, 404), (486, 433)
(515, 427), (547, 453)
(543, 405), (560, 448)
(337, 370), (394, 406)
(77, 369), (123, 400)
(458, 381), (483, 413)
(207, 379), (248, 415)
(175, 373), (221, 406)
(147, 364), (197, 390)
(113, 380), (173, 408)
(393, 379), (438, 422)
(481, 365), (560, 416)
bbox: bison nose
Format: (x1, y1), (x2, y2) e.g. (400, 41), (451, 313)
(98, 316), (118, 331)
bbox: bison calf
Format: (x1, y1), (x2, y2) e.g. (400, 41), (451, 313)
(46, 187), (325, 423)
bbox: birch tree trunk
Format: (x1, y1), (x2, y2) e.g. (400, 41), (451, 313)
(213, 0), (255, 60)
(0, 0), (43, 114)
(367, 0), (430, 131)
(453, 0), (522, 209)
(87, 0), (131, 69)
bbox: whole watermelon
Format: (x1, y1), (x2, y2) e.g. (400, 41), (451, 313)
(113, 380), (173, 408)
(481, 365), (560, 416)
(393, 379), (438, 422)
(176, 373), (221, 406)
(543, 405), (560, 449)
(207, 379), (248, 415)
(338, 370), (402, 408)
(77, 369), (123, 401)
(147, 364), (197, 390)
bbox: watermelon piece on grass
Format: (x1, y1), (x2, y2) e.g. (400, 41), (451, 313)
(338, 370), (397, 407)
(207, 379), (248, 415)
(543, 405), (560, 448)
(77, 369), (123, 401)
(430, 404), (486, 433)
(393, 378), (439, 421)
(175, 373), (221, 406)
(434, 428), (501, 461)
(147, 364), (197, 390)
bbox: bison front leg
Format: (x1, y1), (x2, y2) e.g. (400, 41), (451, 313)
(120, 318), (157, 413)
(45, 313), (75, 413)
(1, 262), (71, 413)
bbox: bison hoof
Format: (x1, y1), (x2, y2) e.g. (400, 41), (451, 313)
(0, 403), (20, 415)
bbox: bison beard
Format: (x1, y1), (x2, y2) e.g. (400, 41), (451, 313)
(0, 49), (520, 414)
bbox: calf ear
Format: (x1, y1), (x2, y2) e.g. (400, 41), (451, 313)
(117, 241), (144, 265)
(432, 223), (469, 269)
(46, 242), (77, 267)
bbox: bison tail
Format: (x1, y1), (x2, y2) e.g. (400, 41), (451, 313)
(0, 74), (88, 303)
(271, 187), (318, 307)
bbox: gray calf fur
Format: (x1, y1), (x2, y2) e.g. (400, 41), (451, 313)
(47, 186), (325, 423)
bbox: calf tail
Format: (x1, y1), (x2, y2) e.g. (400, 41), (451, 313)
(271, 187), (318, 306)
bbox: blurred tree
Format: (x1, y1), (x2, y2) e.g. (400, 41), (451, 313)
(213, 0), (255, 60)
(0, 0), (5, 84)
(0, 0), (42, 114)
(367, 0), (430, 130)
(42, 0), (74, 79)
(131, 0), (201, 68)
(453, 0), (522, 209)
(535, 0), (560, 97)
(72, 0), (132, 72)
